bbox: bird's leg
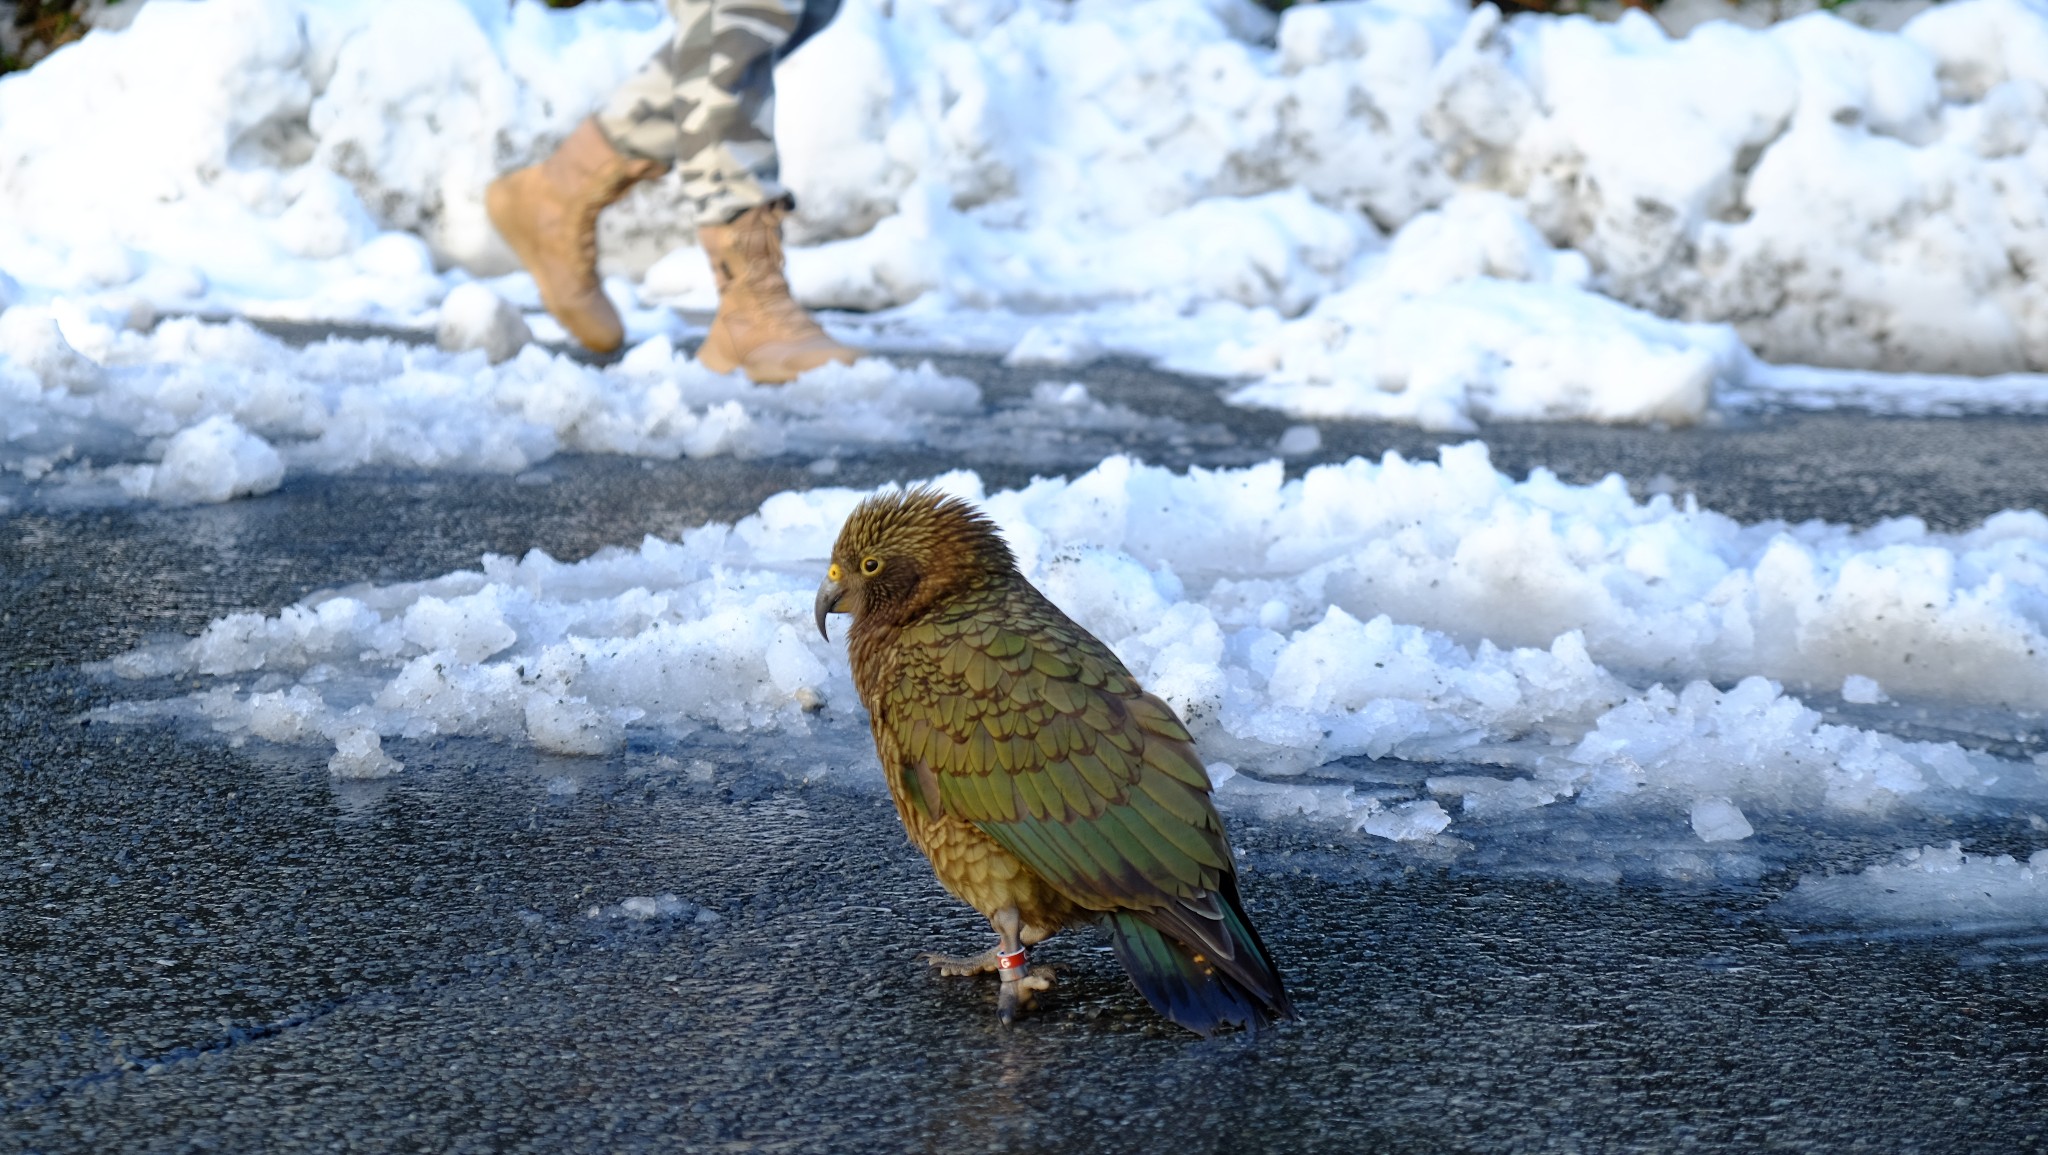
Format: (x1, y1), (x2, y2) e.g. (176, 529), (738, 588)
(920, 917), (1058, 977)
(991, 905), (1053, 1026)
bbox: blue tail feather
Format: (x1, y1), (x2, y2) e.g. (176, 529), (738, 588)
(1104, 879), (1290, 1036)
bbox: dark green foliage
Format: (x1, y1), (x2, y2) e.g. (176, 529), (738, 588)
(3, 0), (124, 74)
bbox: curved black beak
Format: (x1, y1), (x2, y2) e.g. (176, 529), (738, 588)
(814, 577), (845, 641)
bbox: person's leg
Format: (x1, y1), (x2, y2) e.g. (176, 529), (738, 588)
(592, 28), (691, 167)
(489, 0), (854, 373)
(680, 0), (859, 381)
(595, 0), (840, 185)
(660, 0), (800, 224)
(483, 7), (706, 354)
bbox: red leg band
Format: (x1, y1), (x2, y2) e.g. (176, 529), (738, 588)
(996, 947), (1028, 981)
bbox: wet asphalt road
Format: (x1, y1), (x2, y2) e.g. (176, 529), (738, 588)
(5, 351), (2048, 1152)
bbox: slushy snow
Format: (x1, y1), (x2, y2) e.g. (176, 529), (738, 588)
(94, 452), (2048, 886)
(4, 0), (2048, 439)
(1779, 842), (2048, 929)
(0, 309), (980, 498)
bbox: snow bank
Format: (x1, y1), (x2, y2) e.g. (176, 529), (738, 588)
(705, 0), (2048, 417)
(1778, 842), (2048, 928)
(0, 309), (975, 501)
(5, 0), (2048, 431)
(0, 0), (662, 317)
(95, 452), (2047, 853)
(1426, 0), (2048, 375)
(602, 0), (2048, 390)
(1216, 192), (1747, 429)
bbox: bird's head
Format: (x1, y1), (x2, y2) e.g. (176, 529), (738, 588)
(815, 487), (1017, 639)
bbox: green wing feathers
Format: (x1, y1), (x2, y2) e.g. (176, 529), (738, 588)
(879, 581), (1291, 1032)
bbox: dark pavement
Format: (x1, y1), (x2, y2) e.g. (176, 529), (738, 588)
(4, 352), (2048, 1152)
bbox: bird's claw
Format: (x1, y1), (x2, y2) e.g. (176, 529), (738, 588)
(921, 948), (1000, 977)
(996, 966), (1054, 1026)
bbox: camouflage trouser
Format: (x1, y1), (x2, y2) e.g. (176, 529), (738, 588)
(595, 0), (840, 225)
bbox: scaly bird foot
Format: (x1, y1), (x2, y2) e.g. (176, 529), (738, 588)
(996, 966), (1055, 1027)
(921, 948), (1000, 977)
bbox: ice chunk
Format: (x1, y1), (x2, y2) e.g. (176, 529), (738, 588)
(1689, 797), (1755, 843)
(1841, 673), (1889, 704)
(0, 308), (103, 394)
(524, 694), (626, 757)
(639, 245), (717, 310)
(1277, 425), (1322, 456)
(128, 416), (285, 505)
(764, 624), (829, 697)
(328, 728), (401, 779)
(245, 686), (329, 744)
(1429, 775), (1567, 818)
(437, 282), (532, 364)
(1003, 325), (1103, 369)
(401, 592), (519, 665)
(1358, 799), (1453, 842)
(596, 894), (718, 923)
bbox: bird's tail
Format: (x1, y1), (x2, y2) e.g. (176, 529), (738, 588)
(1104, 879), (1292, 1037)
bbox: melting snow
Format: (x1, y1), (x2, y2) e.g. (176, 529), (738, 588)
(1779, 842), (2048, 930)
(91, 452), (2048, 907)
(0, 312), (979, 501)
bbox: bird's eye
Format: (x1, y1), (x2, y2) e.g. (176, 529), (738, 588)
(861, 557), (882, 575)
(827, 562), (842, 582)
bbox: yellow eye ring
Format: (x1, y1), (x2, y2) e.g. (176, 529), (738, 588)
(862, 557), (883, 575)
(827, 562), (842, 582)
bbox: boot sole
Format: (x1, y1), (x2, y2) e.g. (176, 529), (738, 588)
(695, 342), (856, 385)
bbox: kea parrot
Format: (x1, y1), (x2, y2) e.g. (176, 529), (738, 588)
(814, 487), (1292, 1035)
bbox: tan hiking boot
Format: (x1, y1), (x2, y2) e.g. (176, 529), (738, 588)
(485, 118), (665, 354)
(696, 201), (859, 384)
